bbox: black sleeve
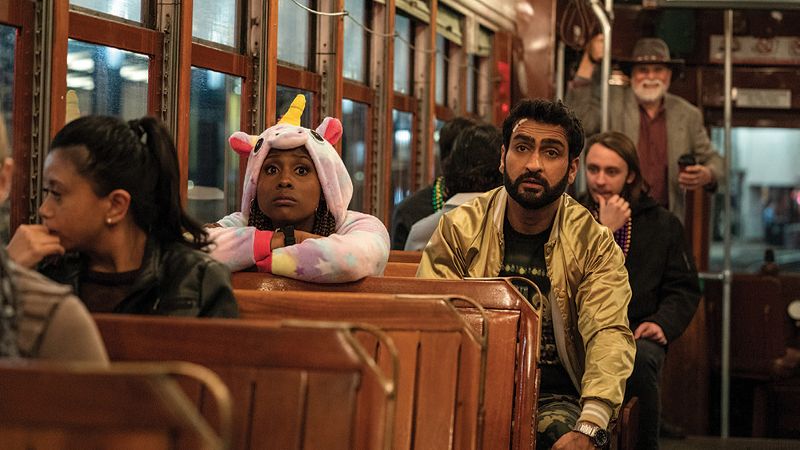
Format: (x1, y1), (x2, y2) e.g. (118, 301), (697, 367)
(198, 260), (239, 318)
(645, 215), (701, 343)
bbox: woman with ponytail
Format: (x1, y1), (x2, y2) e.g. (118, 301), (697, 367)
(7, 115), (237, 317)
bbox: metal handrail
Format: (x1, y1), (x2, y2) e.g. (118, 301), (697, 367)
(589, 0), (612, 132)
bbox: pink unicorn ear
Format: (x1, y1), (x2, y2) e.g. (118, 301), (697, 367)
(229, 131), (257, 156)
(316, 117), (342, 145)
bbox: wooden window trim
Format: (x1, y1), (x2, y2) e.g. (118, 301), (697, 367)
(434, 105), (454, 122)
(343, 80), (373, 105)
(435, 35), (448, 107)
(69, 10), (161, 55)
(1, 1), (35, 233)
(188, 41), (252, 209)
(68, 10), (163, 117)
(393, 92), (416, 113)
(0, 1), (30, 24)
(277, 64), (321, 93)
(388, 102), (417, 217)
(191, 42), (250, 77)
(393, 13), (415, 96)
(340, 97), (373, 212)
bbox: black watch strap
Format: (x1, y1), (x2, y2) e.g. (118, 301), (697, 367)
(281, 225), (296, 246)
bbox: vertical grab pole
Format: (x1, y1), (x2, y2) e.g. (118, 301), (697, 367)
(589, 0), (612, 132)
(556, 41), (566, 101)
(721, 8), (734, 439)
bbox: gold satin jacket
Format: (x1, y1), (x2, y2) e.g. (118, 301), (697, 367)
(417, 187), (635, 426)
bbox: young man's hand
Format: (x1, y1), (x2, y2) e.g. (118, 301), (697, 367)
(597, 194), (631, 233)
(634, 321), (668, 345)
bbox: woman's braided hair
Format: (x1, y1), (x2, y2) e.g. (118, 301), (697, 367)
(247, 195), (337, 237)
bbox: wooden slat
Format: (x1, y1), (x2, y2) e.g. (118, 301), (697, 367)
(304, 372), (360, 450)
(481, 311), (520, 450)
(250, 370), (306, 450)
(386, 332), (422, 450)
(413, 333), (461, 449)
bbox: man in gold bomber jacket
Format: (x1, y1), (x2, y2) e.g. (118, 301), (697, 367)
(417, 99), (635, 450)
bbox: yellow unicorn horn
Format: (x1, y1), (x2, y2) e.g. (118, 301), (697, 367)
(277, 94), (306, 126)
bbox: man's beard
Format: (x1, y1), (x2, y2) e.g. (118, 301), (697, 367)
(632, 79), (667, 103)
(504, 167), (570, 210)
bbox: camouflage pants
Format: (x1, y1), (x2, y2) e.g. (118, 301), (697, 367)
(536, 393), (581, 450)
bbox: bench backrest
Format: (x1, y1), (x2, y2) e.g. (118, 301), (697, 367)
(388, 250), (423, 264)
(383, 262), (420, 277)
(707, 274), (786, 374)
(95, 315), (396, 450)
(231, 273), (541, 450)
(0, 360), (230, 450)
(234, 289), (487, 450)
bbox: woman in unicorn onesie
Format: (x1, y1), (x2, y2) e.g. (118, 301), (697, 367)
(206, 95), (390, 282)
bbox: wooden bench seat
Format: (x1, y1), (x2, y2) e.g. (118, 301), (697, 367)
(0, 360), (231, 450)
(95, 315), (396, 450)
(232, 273), (541, 450)
(234, 289), (488, 450)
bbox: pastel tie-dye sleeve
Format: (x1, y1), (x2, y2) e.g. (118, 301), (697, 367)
(206, 223), (275, 273)
(270, 210), (390, 283)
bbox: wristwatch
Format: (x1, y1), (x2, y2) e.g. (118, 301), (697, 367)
(573, 421), (609, 448)
(280, 225), (296, 246)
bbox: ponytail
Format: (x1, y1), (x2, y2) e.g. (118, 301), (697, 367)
(131, 117), (210, 249)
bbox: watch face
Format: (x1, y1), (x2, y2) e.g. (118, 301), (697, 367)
(593, 428), (609, 447)
(789, 300), (800, 320)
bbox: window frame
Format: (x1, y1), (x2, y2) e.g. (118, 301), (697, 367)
(276, 0), (318, 71)
(68, 10), (164, 117)
(0, 2), (35, 233)
(341, 82), (374, 212)
(189, 40), (253, 219)
(388, 91), (418, 216)
(342, 0), (371, 84)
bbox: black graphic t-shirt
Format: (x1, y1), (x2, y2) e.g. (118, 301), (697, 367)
(500, 217), (578, 396)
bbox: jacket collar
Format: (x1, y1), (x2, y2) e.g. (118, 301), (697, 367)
(129, 237), (161, 295)
(492, 187), (568, 248)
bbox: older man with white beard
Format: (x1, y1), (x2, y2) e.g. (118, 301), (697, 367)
(566, 38), (723, 222)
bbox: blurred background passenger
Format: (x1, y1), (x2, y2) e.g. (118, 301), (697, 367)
(391, 116), (477, 250)
(405, 123), (504, 251)
(7, 116), (237, 317)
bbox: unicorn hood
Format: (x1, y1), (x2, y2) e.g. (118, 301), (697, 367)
(228, 95), (351, 227)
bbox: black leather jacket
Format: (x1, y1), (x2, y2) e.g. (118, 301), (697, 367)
(40, 239), (238, 318)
